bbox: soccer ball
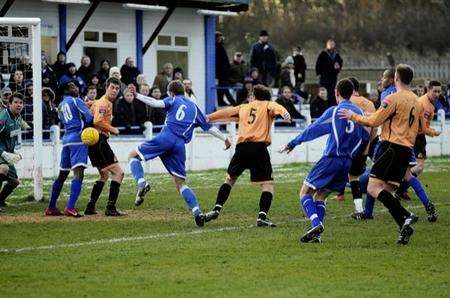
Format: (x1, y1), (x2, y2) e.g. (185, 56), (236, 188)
(81, 127), (99, 146)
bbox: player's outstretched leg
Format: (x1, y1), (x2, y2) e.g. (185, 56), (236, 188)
(256, 182), (276, 227)
(105, 165), (125, 216)
(63, 167), (85, 218)
(205, 176), (236, 222)
(175, 177), (205, 227)
(85, 170), (108, 215)
(350, 177), (363, 219)
(406, 173), (437, 222)
(45, 170), (69, 216)
(299, 185), (324, 243)
(129, 154), (150, 206)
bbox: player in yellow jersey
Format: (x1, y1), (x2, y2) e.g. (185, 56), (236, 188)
(205, 85), (291, 227)
(339, 64), (439, 244)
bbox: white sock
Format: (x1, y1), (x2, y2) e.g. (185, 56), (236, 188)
(354, 198), (363, 213)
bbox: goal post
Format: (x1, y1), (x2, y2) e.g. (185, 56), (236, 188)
(0, 18), (42, 201)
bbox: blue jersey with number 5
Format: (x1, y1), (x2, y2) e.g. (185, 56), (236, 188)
(58, 96), (93, 144)
(288, 100), (369, 158)
(161, 95), (211, 143)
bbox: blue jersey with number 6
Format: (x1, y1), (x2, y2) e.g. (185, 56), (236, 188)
(289, 100), (369, 159)
(161, 95), (212, 143)
(58, 96), (93, 145)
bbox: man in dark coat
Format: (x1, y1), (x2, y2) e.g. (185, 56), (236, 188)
(292, 46), (307, 87)
(250, 30), (277, 87)
(215, 31), (235, 106)
(120, 57), (140, 86)
(315, 39), (343, 105)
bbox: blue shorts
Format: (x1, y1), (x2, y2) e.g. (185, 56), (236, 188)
(305, 156), (352, 193)
(60, 144), (89, 171)
(136, 132), (186, 179)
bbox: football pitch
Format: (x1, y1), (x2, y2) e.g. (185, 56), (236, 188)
(1, 158), (449, 297)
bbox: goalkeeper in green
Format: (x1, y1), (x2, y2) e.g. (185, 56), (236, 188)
(0, 93), (25, 212)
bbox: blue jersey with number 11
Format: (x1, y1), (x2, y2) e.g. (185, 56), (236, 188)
(59, 96), (93, 145)
(162, 95), (211, 143)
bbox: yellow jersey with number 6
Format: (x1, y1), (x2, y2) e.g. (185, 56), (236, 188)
(208, 100), (289, 144)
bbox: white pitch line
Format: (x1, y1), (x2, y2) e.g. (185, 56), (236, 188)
(0, 203), (447, 254)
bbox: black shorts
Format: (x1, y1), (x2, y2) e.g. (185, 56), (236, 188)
(370, 141), (411, 186)
(414, 134), (427, 159)
(88, 134), (117, 170)
(227, 142), (273, 182)
(349, 139), (370, 177)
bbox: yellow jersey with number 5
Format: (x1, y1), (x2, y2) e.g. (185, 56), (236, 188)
(208, 100), (289, 144)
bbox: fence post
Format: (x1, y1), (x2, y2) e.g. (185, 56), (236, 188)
(143, 121), (153, 173)
(50, 125), (60, 178)
(437, 109), (445, 156)
(227, 122), (236, 160)
(188, 128), (195, 171)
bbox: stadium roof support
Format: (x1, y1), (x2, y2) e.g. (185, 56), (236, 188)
(65, 0), (100, 51)
(0, 0), (15, 17)
(142, 5), (175, 54)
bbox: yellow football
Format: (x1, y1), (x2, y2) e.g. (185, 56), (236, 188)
(81, 127), (99, 146)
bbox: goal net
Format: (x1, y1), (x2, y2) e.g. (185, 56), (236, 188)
(0, 18), (42, 201)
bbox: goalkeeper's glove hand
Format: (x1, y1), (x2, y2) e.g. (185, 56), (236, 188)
(1, 151), (22, 164)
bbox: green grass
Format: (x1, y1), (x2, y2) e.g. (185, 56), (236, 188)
(1, 158), (450, 297)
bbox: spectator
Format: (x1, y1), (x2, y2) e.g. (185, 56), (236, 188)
(0, 87), (12, 110)
(8, 70), (25, 94)
(173, 67), (184, 81)
(112, 87), (138, 134)
(42, 87), (58, 129)
(275, 86), (305, 126)
(59, 63), (86, 96)
(435, 92), (450, 117)
(315, 39), (343, 105)
(368, 89), (379, 108)
(236, 76), (253, 105)
(215, 31), (235, 107)
(149, 86), (166, 131)
(153, 62), (173, 96)
(97, 59), (111, 85)
(109, 66), (127, 90)
(250, 30), (277, 87)
(16, 55), (33, 81)
(84, 85), (98, 107)
(310, 87), (329, 119)
(292, 46), (307, 88)
(249, 67), (262, 85)
(415, 85), (425, 97)
(229, 51), (247, 87)
(52, 52), (67, 81)
(136, 73), (147, 87)
(134, 83), (151, 126)
(183, 78), (197, 102)
(120, 57), (140, 86)
(42, 55), (57, 91)
(279, 58), (296, 90)
(22, 83), (34, 128)
(77, 55), (95, 84)
(297, 84), (310, 104)
(88, 73), (105, 97)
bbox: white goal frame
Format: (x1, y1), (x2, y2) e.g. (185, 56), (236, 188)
(0, 18), (43, 201)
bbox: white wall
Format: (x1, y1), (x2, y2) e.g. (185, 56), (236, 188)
(16, 122), (450, 179)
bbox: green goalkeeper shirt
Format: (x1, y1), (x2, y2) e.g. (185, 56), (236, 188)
(0, 109), (22, 155)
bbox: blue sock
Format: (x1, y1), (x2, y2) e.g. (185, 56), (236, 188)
(359, 171), (369, 194)
(300, 194), (321, 227)
(130, 158), (146, 188)
(180, 185), (201, 217)
(408, 176), (430, 207)
(67, 179), (82, 209)
(49, 179), (64, 209)
(315, 200), (326, 223)
(364, 194), (375, 217)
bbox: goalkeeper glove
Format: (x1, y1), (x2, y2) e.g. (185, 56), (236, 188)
(1, 151), (22, 164)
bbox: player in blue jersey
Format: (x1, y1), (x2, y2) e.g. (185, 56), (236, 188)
(280, 79), (369, 243)
(45, 81), (93, 217)
(127, 81), (230, 226)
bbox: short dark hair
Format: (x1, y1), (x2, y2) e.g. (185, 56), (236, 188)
(167, 80), (185, 96)
(395, 64), (414, 85)
(427, 80), (441, 89)
(253, 84), (272, 101)
(384, 68), (395, 79)
(348, 77), (360, 92)
(87, 85), (97, 91)
(11, 92), (24, 103)
(336, 79), (354, 99)
(106, 77), (121, 88)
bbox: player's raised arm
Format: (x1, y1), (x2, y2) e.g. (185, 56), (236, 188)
(338, 95), (396, 127)
(129, 84), (165, 108)
(268, 101), (291, 122)
(207, 106), (240, 123)
(280, 107), (333, 154)
(195, 106), (231, 150)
